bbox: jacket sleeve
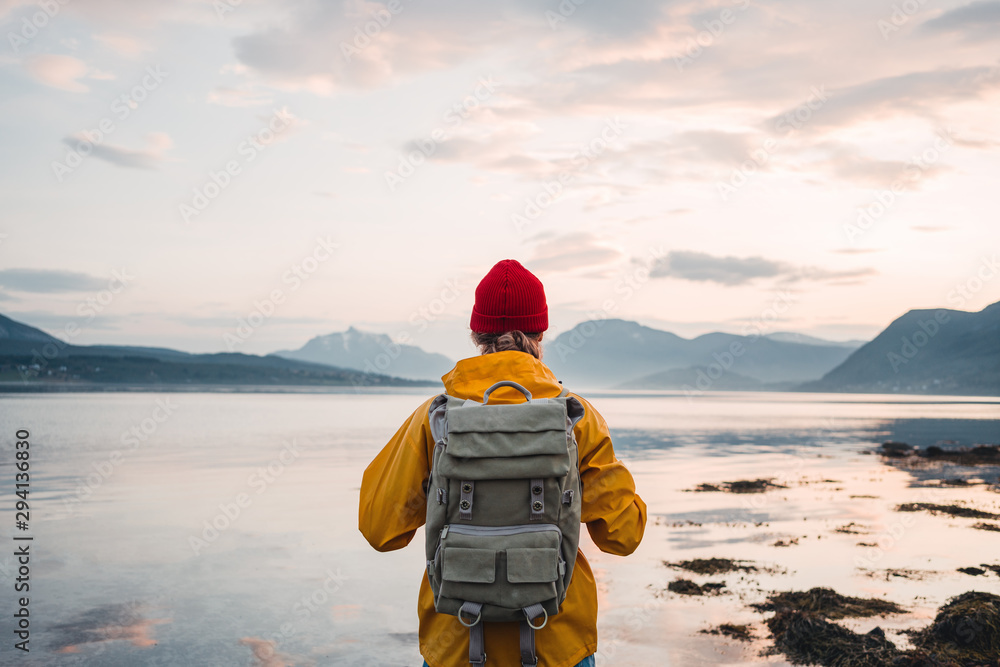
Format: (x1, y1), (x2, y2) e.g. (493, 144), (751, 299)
(358, 396), (436, 552)
(574, 395), (647, 556)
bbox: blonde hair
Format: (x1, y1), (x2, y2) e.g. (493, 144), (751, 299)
(471, 330), (544, 359)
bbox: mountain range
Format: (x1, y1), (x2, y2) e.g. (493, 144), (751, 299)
(542, 319), (860, 390)
(273, 327), (453, 381)
(801, 301), (1000, 395)
(0, 314), (432, 389)
(2, 298), (997, 395)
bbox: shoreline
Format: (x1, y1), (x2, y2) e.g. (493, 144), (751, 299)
(1, 383), (999, 400)
(0, 382), (439, 394)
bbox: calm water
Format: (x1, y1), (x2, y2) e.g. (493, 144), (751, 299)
(0, 390), (997, 666)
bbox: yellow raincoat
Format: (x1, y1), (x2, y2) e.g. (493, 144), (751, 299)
(359, 350), (647, 667)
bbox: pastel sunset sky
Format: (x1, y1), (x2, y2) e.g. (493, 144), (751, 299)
(1, 0), (998, 358)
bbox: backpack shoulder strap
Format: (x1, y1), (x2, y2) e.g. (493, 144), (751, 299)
(557, 384), (569, 398)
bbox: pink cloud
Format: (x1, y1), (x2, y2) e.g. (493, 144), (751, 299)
(24, 54), (91, 92)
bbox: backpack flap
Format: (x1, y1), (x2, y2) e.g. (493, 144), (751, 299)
(439, 402), (571, 480)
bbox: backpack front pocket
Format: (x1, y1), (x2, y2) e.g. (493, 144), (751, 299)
(442, 547), (496, 583)
(504, 546), (561, 609)
(437, 524), (562, 611)
(506, 547), (558, 583)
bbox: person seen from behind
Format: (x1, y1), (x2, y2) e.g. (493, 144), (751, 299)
(359, 259), (647, 666)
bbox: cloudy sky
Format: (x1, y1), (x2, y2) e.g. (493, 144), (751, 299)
(1, 0), (998, 359)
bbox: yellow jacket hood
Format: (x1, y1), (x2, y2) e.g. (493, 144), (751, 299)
(440, 350), (564, 402)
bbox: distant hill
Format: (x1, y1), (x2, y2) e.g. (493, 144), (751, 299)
(765, 332), (865, 348)
(273, 327), (453, 381)
(617, 366), (795, 391)
(0, 313), (60, 344)
(0, 313), (433, 389)
(799, 301), (1000, 396)
(544, 319), (859, 389)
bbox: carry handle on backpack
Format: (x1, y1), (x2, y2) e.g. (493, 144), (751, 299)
(482, 381), (532, 405)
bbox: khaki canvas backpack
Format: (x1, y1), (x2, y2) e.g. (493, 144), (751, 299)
(425, 380), (585, 667)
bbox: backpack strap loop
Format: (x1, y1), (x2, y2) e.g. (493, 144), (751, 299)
(460, 601), (486, 666)
(483, 381), (532, 404)
(523, 604), (548, 630)
(459, 600), (483, 628)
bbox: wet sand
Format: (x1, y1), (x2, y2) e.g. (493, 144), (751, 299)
(589, 434), (1000, 665)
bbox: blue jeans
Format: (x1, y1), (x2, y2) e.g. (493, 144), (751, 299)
(423, 657), (594, 667)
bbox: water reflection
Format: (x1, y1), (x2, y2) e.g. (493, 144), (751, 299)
(51, 602), (168, 654)
(0, 391), (996, 665)
(875, 417), (1000, 448)
(239, 637), (303, 667)
(609, 417), (998, 459)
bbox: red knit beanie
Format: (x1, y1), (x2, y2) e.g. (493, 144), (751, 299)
(470, 260), (548, 333)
